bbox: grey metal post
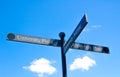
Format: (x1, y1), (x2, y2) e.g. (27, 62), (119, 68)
(59, 32), (67, 77)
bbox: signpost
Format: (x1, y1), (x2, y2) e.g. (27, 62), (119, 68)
(6, 14), (109, 77)
(59, 32), (67, 77)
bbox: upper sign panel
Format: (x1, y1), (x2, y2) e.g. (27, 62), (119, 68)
(63, 14), (88, 54)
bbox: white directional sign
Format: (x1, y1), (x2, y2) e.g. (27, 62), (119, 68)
(7, 33), (109, 54)
(63, 14), (88, 54)
(7, 33), (60, 46)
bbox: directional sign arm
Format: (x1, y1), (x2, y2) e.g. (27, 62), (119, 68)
(7, 33), (61, 47)
(7, 33), (109, 54)
(63, 14), (88, 54)
(71, 42), (109, 54)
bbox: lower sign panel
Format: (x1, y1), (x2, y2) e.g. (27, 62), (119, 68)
(7, 33), (109, 54)
(71, 42), (109, 54)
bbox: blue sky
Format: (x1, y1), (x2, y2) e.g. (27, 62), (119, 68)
(0, 0), (120, 77)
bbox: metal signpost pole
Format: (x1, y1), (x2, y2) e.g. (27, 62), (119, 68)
(59, 32), (67, 77)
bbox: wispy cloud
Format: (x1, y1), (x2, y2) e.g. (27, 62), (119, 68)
(23, 58), (56, 77)
(83, 25), (102, 32)
(92, 25), (102, 29)
(83, 28), (90, 32)
(69, 56), (96, 71)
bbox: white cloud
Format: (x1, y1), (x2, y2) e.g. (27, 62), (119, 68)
(23, 58), (56, 77)
(69, 56), (96, 71)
